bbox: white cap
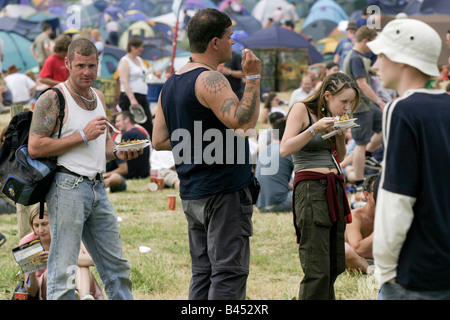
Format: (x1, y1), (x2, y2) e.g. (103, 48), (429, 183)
(367, 17), (441, 77)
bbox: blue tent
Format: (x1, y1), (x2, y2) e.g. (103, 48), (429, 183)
(367, 0), (423, 15)
(0, 30), (37, 73)
(238, 26), (323, 64)
(0, 17), (40, 40)
(301, 0), (348, 42)
(100, 44), (126, 79)
(421, 0), (450, 15)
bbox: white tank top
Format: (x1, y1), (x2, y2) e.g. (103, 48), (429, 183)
(119, 55), (148, 95)
(54, 82), (107, 179)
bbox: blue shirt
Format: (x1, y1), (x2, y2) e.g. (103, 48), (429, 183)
(381, 89), (450, 291)
(334, 37), (353, 70)
(255, 142), (294, 207)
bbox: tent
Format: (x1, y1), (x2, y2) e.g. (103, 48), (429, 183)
(367, 0), (423, 15)
(100, 44), (126, 79)
(0, 17), (40, 40)
(421, 0), (450, 15)
(238, 26), (323, 91)
(183, 0), (218, 10)
(22, 11), (61, 32)
(99, 5), (125, 24)
(0, 30), (37, 73)
(251, 0), (292, 24)
(238, 26), (323, 64)
(219, 0), (250, 15)
(231, 15), (262, 35)
(119, 21), (173, 49)
(380, 14), (450, 67)
(301, 0), (348, 42)
(1, 4), (36, 18)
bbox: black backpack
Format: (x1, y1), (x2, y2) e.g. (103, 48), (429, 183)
(0, 87), (65, 216)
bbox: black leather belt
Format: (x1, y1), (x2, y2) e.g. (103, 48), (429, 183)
(57, 166), (103, 181)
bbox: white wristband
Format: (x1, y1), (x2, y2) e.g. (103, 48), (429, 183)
(246, 74), (261, 80)
(308, 126), (315, 137)
(80, 130), (88, 146)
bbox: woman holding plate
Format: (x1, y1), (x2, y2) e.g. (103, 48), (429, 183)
(118, 36), (153, 139)
(280, 72), (359, 300)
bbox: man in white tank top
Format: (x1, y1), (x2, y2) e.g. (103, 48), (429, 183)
(28, 38), (144, 300)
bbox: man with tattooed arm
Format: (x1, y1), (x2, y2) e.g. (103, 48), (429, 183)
(28, 38), (140, 299)
(152, 8), (261, 300)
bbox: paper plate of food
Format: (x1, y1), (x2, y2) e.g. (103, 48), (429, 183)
(115, 139), (150, 151)
(333, 115), (357, 128)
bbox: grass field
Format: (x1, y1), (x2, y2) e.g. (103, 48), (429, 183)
(0, 93), (379, 301)
(0, 179), (379, 301)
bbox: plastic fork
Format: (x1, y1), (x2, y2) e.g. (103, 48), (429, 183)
(107, 121), (121, 134)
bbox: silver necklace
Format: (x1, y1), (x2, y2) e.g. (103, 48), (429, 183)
(67, 80), (96, 103)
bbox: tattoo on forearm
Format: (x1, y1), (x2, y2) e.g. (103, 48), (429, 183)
(237, 91), (257, 125)
(30, 92), (60, 136)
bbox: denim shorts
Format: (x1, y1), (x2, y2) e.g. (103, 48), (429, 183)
(352, 104), (382, 145)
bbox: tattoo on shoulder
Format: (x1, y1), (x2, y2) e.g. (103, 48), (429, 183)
(30, 91), (60, 136)
(201, 72), (228, 95)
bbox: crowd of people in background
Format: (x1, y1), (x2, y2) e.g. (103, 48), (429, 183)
(0, 3), (449, 302)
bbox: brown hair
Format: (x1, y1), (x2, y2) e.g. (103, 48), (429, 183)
(67, 38), (98, 62)
(300, 72), (360, 119)
(355, 25), (377, 43)
(53, 35), (72, 54)
(127, 36), (143, 53)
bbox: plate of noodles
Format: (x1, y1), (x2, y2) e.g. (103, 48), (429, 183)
(333, 115), (357, 128)
(115, 139), (150, 151)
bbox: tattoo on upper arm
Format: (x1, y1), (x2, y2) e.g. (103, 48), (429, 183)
(30, 91), (60, 136)
(220, 98), (234, 118)
(201, 72), (228, 95)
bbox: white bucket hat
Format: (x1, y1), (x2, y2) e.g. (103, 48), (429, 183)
(367, 17), (442, 77)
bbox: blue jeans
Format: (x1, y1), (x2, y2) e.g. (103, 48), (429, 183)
(380, 282), (450, 300)
(45, 172), (133, 300)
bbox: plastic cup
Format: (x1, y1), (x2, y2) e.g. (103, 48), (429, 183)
(168, 195), (176, 211)
(151, 178), (164, 190)
(14, 292), (28, 300)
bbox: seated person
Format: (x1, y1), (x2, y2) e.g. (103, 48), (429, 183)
(344, 174), (380, 274)
(150, 149), (180, 190)
(104, 111), (150, 191)
(19, 204), (104, 300)
(257, 111), (285, 153)
(255, 118), (294, 213)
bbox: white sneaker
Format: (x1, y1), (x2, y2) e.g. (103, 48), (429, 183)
(81, 293), (95, 300)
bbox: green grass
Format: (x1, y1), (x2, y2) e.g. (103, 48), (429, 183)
(0, 178), (379, 300)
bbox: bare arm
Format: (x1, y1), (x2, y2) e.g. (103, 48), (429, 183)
(38, 77), (60, 87)
(118, 58), (139, 108)
(152, 93), (172, 151)
(280, 102), (336, 157)
(356, 77), (386, 109)
(198, 50), (261, 132)
(28, 89), (86, 159)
